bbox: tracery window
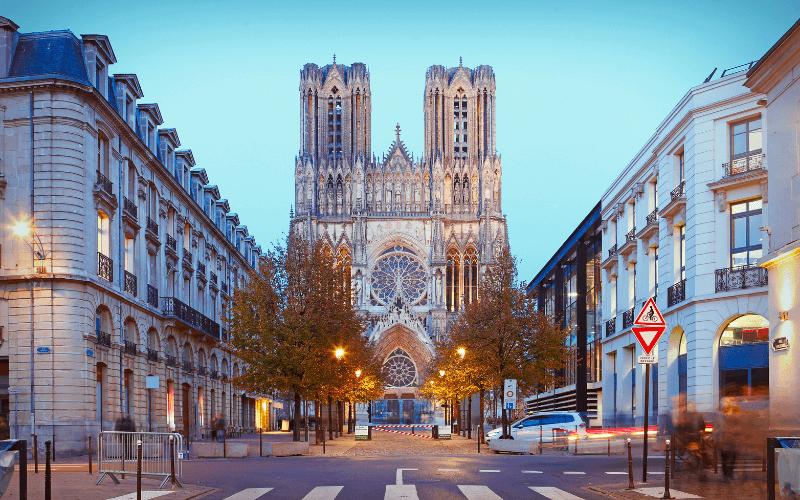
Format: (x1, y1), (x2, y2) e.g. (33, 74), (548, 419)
(383, 348), (417, 387)
(370, 246), (427, 306)
(463, 248), (478, 307)
(446, 248), (460, 312)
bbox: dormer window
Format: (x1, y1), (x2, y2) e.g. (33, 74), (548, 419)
(95, 60), (105, 91)
(125, 96), (133, 122)
(147, 123), (154, 148)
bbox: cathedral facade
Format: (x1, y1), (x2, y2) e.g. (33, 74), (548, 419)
(292, 58), (507, 420)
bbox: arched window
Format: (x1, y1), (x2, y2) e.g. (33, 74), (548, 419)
(335, 96), (342, 158)
(453, 97), (461, 157)
(464, 248), (478, 307)
(461, 95), (468, 157)
(183, 343), (193, 369)
(327, 96), (334, 158)
(718, 314), (769, 402)
(446, 249), (460, 312)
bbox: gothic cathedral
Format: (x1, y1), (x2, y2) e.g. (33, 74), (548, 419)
(292, 58), (507, 420)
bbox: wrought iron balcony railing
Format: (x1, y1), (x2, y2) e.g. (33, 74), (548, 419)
(183, 249), (193, 264)
(146, 217), (159, 235)
(626, 228), (636, 243)
(715, 265), (768, 292)
(147, 284), (158, 308)
(96, 171), (113, 195)
(646, 209), (658, 225)
(166, 234), (177, 252)
(124, 271), (137, 297)
(197, 366), (207, 376)
(605, 317), (616, 337)
(221, 328), (228, 341)
(210, 272), (218, 285)
(220, 374), (228, 382)
(124, 340), (137, 356)
(608, 244), (618, 259)
(197, 261), (206, 275)
(98, 252), (113, 282)
(221, 282), (229, 294)
(182, 360), (194, 373)
(210, 369), (219, 380)
(147, 348), (159, 362)
(166, 354), (177, 367)
(96, 330), (111, 347)
(123, 196), (138, 219)
(668, 279), (687, 307)
(723, 153), (765, 177)
(623, 306), (635, 329)
(671, 181), (685, 201)
(161, 296), (221, 340)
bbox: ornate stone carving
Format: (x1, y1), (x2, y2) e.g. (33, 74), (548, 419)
(716, 191), (727, 212)
(760, 180), (768, 203)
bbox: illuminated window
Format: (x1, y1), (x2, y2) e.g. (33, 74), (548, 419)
(730, 199), (763, 268)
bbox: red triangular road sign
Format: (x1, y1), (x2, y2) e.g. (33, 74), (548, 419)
(632, 326), (665, 355)
(635, 297), (665, 327)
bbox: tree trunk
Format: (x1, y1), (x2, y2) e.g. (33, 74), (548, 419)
(315, 402), (323, 445)
(479, 388), (486, 444)
(501, 407), (511, 439)
(293, 392), (301, 442)
(328, 395), (334, 440)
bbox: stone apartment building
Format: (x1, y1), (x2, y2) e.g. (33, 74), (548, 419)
(0, 17), (269, 454)
(600, 63), (769, 427)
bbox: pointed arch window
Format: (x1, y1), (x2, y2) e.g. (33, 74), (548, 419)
(446, 249), (460, 312)
(335, 96), (342, 158)
(327, 97), (334, 158)
(464, 248), (478, 307)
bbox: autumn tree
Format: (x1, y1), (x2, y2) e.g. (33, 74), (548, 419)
(227, 224), (379, 442)
(444, 248), (569, 439)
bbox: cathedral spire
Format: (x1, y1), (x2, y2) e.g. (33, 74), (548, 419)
(333, 53), (336, 64)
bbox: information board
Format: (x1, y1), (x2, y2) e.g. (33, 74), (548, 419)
(355, 425), (369, 440)
(437, 425), (451, 440)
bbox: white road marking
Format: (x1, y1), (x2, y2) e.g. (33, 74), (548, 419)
(605, 472), (629, 475)
(529, 486), (585, 499)
(562, 471), (585, 474)
(458, 485), (503, 500)
(396, 468), (418, 485)
(522, 470), (543, 473)
(634, 487), (700, 499)
(439, 468), (460, 472)
(105, 493), (174, 500)
(221, 488), (274, 500)
(302, 486), (344, 499)
(647, 471), (665, 474)
(478, 469), (500, 472)
(385, 484), (419, 499)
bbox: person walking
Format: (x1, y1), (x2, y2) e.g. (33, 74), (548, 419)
(713, 399), (741, 480)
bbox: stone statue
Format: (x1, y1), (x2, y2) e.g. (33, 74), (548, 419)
(354, 274), (363, 305)
(435, 272), (442, 305)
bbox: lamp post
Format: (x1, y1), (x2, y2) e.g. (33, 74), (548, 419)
(329, 348), (344, 439)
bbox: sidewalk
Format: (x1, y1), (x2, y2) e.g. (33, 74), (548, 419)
(0, 471), (216, 499)
(589, 473), (771, 499)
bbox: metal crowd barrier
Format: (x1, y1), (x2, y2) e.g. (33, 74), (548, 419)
(96, 431), (184, 489)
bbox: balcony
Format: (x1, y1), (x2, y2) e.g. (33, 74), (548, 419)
(197, 261), (206, 275)
(123, 196), (138, 220)
(661, 181), (687, 223)
(618, 228), (637, 258)
(608, 244), (617, 259)
(166, 234), (177, 253)
(723, 153), (765, 178)
(182, 360), (194, 374)
(96, 171), (113, 195)
(210, 369), (219, 380)
(221, 281), (229, 296)
(145, 217), (160, 247)
(96, 330), (111, 347)
(124, 340), (137, 356)
(623, 306), (635, 329)
(646, 209), (658, 225)
(221, 374), (228, 382)
(638, 208), (660, 241)
(605, 317), (616, 337)
(715, 265), (768, 293)
(626, 228), (636, 243)
(124, 271), (137, 297)
(146, 217), (159, 235)
(161, 296), (221, 340)
(183, 248), (193, 262)
(668, 279), (687, 307)
(166, 354), (177, 367)
(210, 272), (218, 292)
(147, 284), (159, 308)
(98, 252), (113, 282)
(197, 366), (207, 376)
(147, 348), (159, 362)
(221, 328), (228, 341)
(671, 181), (685, 201)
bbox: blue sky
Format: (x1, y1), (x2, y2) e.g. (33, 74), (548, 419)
(7, 0), (800, 280)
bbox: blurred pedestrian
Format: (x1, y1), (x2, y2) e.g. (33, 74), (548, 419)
(713, 398), (740, 480)
(214, 414), (226, 441)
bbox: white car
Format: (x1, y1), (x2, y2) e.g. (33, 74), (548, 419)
(485, 412), (589, 444)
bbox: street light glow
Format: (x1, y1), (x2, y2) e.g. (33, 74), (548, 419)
(355, 369), (362, 378)
(335, 348), (345, 359)
(457, 347), (466, 359)
(12, 221), (30, 237)
(439, 370), (445, 377)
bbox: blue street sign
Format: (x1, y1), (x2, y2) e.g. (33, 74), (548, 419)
(36, 347), (51, 354)
(504, 403), (514, 410)
(86, 349), (94, 357)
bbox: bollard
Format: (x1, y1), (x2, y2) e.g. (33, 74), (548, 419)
(323, 426), (326, 454)
(608, 436), (611, 457)
(539, 426), (543, 455)
(477, 426), (481, 454)
(121, 432), (126, 480)
(33, 434), (38, 474)
(662, 439), (671, 499)
(259, 428), (263, 457)
(136, 439), (142, 500)
(223, 429), (227, 459)
(52, 435), (55, 463)
(411, 426), (415, 435)
(44, 440), (51, 500)
(627, 438), (634, 490)
(88, 436), (93, 475)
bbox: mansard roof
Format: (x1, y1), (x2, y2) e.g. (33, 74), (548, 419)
(81, 34), (117, 64)
(159, 128), (181, 147)
(138, 103), (163, 125)
(113, 73), (143, 98)
(7, 31), (90, 84)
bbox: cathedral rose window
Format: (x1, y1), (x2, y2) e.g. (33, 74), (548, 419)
(371, 246), (427, 305)
(383, 348), (417, 387)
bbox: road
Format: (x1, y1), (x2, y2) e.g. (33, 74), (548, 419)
(181, 453), (669, 499)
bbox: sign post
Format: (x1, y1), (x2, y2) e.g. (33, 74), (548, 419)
(503, 379), (517, 439)
(632, 297), (666, 483)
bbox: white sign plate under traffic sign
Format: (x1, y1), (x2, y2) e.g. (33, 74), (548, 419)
(504, 379), (517, 410)
(632, 297), (666, 356)
(637, 354), (657, 364)
(7, 387), (26, 395)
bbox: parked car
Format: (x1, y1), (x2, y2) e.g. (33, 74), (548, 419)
(485, 411), (588, 444)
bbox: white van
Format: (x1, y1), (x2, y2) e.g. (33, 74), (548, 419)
(485, 411), (588, 444)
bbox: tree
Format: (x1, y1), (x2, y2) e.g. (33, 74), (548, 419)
(445, 248), (569, 439)
(227, 224), (378, 441)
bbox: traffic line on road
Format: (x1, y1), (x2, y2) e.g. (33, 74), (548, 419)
(633, 487), (700, 499)
(478, 469), (500, 472)
(302, 486), (343, 499)
(105, 492), (173, 500)
(439, 468), (460, 472)
(458, 485), (503, 499)
(605, 472), (629, 475)
(385, 484), (419, 499)
(522, 470), (543, 473)
(221, 488), (274, 500)
(529, 486), (585, 499)
(647, 471), (665, 474)
(562, 471), (585, 474)
(396, 468), (418, 485)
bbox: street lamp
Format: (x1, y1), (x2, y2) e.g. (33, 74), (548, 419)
(439, 370), (445, 377)
(335, 348), (345, 360)
(457, 347), (466, 359)
(355, 369), (361, 378)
